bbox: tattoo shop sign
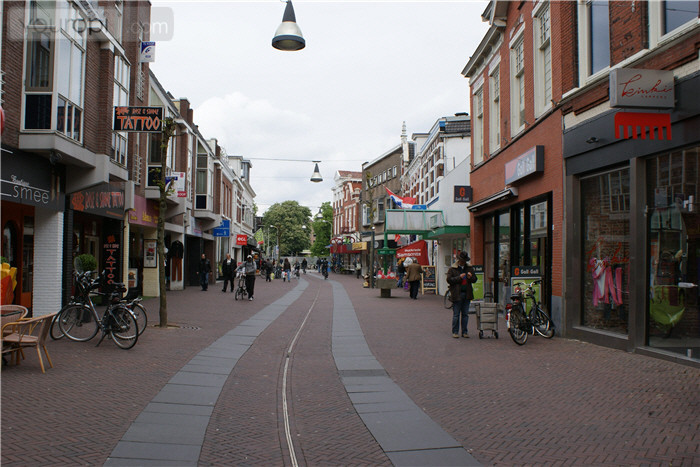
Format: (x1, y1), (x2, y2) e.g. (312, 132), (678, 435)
(113, 106), (163, 132)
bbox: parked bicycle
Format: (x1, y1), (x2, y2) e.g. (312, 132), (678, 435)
(54, 268), (139, 349)
(234, 272), (248, 301)
(121, 292), (148, 336)
(505, 279), (554, 345)
(443, 290), (452, 309)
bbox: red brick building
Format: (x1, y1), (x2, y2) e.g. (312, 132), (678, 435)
(462, 0), (568, 327)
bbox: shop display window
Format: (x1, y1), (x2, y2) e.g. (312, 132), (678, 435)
(581, 167), (630, 334)
(646, 146), (699, 358)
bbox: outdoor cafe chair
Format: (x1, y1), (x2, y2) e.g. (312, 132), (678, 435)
(1, 313), (56, 373)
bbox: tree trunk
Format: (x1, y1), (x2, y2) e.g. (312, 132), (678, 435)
(158, 118), (175, 327)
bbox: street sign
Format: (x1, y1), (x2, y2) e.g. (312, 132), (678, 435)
(212, 219), (230, 237)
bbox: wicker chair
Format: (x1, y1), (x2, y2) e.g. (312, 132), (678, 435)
(2, 313), (56, 373)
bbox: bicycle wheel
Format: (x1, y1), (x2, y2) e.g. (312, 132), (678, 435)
(130, 303), (148, 336)
(533, 307), (555, 338)
(110, 306), (138, 349)
(443, 290), (452, 309)
(58, 304), (99, 342)
(508, 306), (528, 345)
(50, 310), (66, 340)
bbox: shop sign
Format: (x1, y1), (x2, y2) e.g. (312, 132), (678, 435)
(213, 219), (230, 237)
(113, 106), (163, 132)
(128, 195), (159, 227)
(102, 234), (121, 285)
(140, 41), (156, 62)
(352, 242), (367, 251)
(453, 185), (473, 203)
(421, 265), (437, 295)
(185, 214), (202, 237)
(504, 146), (544, 185)
(236, 234), (248, 245)
(510, 265), (541, 302)
(70, 182), (125, 219)
(610, 68), (674, 108)
(396, 240), (429, 265)
(1, 152), (64, 211)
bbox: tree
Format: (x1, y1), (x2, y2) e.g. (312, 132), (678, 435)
(157, 117), (175, 327)
(261, 201), (312, 256)
(311, 202), (332, 257)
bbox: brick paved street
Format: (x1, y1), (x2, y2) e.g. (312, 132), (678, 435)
(2, 272), (699, 466)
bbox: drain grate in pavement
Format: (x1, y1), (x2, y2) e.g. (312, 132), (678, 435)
(178, 324), (201, 330)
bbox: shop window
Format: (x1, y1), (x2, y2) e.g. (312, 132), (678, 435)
(646, 146), (699, 358)
(581, 167), (630, 334)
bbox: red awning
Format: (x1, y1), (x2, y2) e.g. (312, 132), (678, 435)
(396, 240), (429, 265)
(330, 243), (362, 254)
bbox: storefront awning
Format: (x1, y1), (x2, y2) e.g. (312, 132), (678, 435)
(468, 187), (518, 212)
(425, 225), (470, 240)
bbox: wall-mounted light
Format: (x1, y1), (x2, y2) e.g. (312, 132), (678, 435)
(586, 136), (599, 144)
(272, 0), (305, 51)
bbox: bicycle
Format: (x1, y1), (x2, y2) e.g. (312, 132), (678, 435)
(443, 290), (452, 309)
(121, 293), (148, 336)
(234, 272), (247, 301)
(55, 270), (139, 349)
(505, 279), (555, 345)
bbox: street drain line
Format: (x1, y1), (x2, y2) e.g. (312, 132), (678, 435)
(282, 285), (321, 467)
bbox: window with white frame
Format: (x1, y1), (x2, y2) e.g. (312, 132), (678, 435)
(114, 0), (123, 42)
(534, 1), (552, 118)
(663, 0), (699, 34)
(195, 143), (212, 210)
(510, 35), (526, 135)
(489, 65), (500, 154)
(24, 1), (86, 139)
(112, 55), (130, 165)
(578, 0), (610, 82)
(473, 87), (484, 165)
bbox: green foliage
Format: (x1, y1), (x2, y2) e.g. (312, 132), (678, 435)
(0, 257), (7, 264)
(75, 253), (97, 272)
(311, 202), (333, 257)
(262, 201), (312, 256)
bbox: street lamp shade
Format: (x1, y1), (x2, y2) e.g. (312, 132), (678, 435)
(310, 162), (323, 183)
(272, 0), (305, 51)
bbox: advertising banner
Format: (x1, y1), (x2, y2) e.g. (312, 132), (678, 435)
(472, 265), (484, 300)
(396, 240), (429, 265)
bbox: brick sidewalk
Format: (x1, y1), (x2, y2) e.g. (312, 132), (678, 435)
(2, 271), (699, 466)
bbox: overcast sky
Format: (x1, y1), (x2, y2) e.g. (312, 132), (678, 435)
(150, 0), (490, 216)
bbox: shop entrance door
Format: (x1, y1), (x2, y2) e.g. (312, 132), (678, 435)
(1, 203), (34, 309)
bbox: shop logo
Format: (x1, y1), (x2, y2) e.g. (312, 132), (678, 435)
(614, 112), (672, 140)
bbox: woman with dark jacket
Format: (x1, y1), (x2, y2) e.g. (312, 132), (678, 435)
(446, 251), (478, 338)
(221, 253), (235, 292)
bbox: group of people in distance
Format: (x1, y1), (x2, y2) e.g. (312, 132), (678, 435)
(198, 249), (478, 339)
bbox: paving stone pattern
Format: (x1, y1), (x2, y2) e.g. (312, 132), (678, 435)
(2, 272), (699, 466)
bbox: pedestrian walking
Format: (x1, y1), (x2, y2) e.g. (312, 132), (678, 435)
(198, 253), (212, 291)
(244, 255), (257, 300)
(405, 257), (424, 299)
(316, 258), (322, 272)
(355, 259), (362, 279)
(397, 258), (406, 288)
(301, 258), (308, 274)
(283, 258), (292, 282)
(221, 253), (235, 292)
(446, 251), (478, 338)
